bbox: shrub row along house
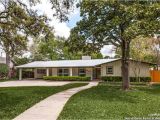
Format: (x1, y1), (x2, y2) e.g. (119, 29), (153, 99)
(16, 56), (153, 81)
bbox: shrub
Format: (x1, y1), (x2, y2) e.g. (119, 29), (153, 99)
(43, 76), (91, 81)
(130, 77), (151, 82)
(0, 64), (8, 79)
(101, 76), (122, 82)
(101, 76), (151, 82)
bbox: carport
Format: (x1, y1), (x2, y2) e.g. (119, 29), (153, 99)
(18, 68), (50, 80)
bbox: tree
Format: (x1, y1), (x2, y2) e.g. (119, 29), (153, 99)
(30, 37), (103, 60)
(13, 57), (30, 66)
(115, 35), (160, 68)
(0, 0), (74, 78)
(152, 35), (160, 70)
(0, 0), (53, 78)
(49, 0), (75, 22)
(38, 38), (68, 60)
(116, 36), (157, 80)
(67, 1), (160, 90)
(115, 36), (156, 62)
(130, 37), (152, 80)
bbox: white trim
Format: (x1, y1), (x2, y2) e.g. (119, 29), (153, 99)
(46, 68), (49, 76)
(19, 68), (22, 80)
(69, 68), (73, 76)
(16, 59), (119, 68)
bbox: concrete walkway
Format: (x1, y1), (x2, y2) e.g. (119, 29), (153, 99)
(0, 80), (72, 87)
(13, 82), (98, 120)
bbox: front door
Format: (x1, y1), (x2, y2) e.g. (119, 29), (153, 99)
(95, 68), (101, 79)
(49, 68), (52, 76)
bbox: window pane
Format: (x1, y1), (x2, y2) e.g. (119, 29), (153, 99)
(58, 69), (63, 73)
(64, 74), (68, 76)
(37, 69), (46, 74)
(106, 66), (113, 74)
(63, 69), (69, 73)
(58, 68), (69, 76)
(78, 68), (86, 76)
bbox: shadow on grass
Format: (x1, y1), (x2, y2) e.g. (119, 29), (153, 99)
(59, 82), (160, 120)
(101, 82), (160, 95)
(135, 84), (160, 95)
(73, 82), (160, 105)
(75, 85), (140, 104)
(0, 83), (88, 120)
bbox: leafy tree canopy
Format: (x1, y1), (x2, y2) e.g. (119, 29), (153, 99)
(115, 36), (157, 63)
(69, 1), (160, 51)
(29, 37), (103, 60)
(13, 57), (30, 66)
(0, 0), (54, 77)
(67, 0), (160, 89)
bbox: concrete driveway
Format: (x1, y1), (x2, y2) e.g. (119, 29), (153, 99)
(0, 80), (72, 87)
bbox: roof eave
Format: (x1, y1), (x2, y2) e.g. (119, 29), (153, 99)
(16, 65), (97, 68)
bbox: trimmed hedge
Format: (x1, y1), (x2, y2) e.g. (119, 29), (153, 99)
(130, 77), (151, 82)
(101, 76), (151, 82)
(101, 76), (122, 82)
(43, 76), (91, 81)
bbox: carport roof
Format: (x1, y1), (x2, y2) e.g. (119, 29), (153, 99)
(16, 59), (120, 68)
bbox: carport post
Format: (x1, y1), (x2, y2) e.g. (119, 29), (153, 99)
(19, 68), (22, 80)
(46, 68), (49, 76)
(69, 68), (73, 76)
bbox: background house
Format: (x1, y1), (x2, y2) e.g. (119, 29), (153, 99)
(0, 56), (14, 68)
(0, 56), (6, 64)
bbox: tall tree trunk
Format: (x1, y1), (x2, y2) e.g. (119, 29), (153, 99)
(121, 41), (130, 90)
(6, 53), (12, 78)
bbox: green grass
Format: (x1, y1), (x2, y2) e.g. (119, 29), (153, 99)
(0, 78), (18, 82)
(58, 82), (160, 120)
(0, 83), (88, 120)
(101, 81), (148, 86)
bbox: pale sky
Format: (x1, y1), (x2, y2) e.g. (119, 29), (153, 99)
(0, 0), (115, 57)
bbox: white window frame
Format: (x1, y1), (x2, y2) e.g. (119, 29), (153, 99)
(106, 66), (113, 74)
(37, 69), (46, 74)
(78, 68), (86, 76)
(58, 68), (69, 76)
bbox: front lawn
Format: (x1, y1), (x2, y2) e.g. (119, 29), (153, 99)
(58, 82), (160, 120)
(0, 83), (88, 120)
(0, 78), (17, 82)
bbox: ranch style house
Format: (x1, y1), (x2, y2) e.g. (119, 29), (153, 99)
(16, 56), (153, 80)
